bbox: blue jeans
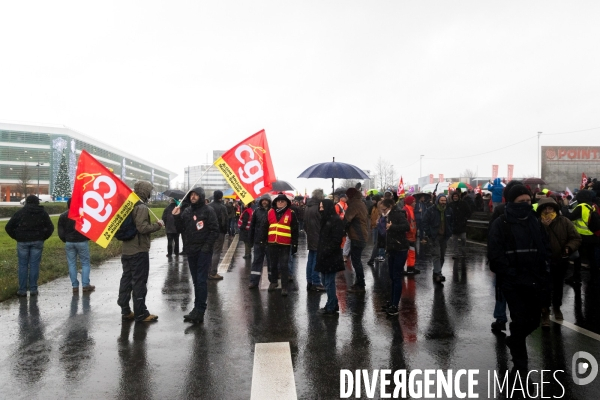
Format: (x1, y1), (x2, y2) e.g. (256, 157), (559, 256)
(494, 277), (507, 323)
(306, 250), (321, 285)
(187, 250), (212, 313)
(321, 272), (338, 311)
(17, 241), (44, 293)
(388, 250), (408, 307)
(288, 245), (296, 277)
(66, 241), (91, 288)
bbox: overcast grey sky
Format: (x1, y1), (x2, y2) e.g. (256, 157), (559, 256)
(1, 1), (599, 193)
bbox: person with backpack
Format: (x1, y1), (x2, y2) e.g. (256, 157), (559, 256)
(565, 189), (600, 284)
(208, 190), (229, 280)
(116, 181), (164, 322)
(488, 184), (551, 373)
(59, 198), (94, 293)
(536, 197), (581, 325)
(5, 195), (54, 297)
(173, 186), (219, 323)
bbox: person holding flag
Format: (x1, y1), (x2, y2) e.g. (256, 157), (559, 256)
(117, 181), (165, 322)
(173, 187), (219, 323)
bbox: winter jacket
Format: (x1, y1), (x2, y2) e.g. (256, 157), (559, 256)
(542, 215), (581, 261)
(162, 202), (178, 234)
(449, 198), (472, 234)
(268, 195), (299, 248)
(249, 200), (272, 245)
(239, 207), (253, 243)
(5, 204), (54, 242)
(487, 203), (551, 286)
(122, 203), (162, 255)
(385, 208), (410, 252)
(226, 202), (235, 219)
(58, 211), (88, 242)
(414, 201), (426, 221)
(296, 204), (305, 222)
(344, 197), (369, 245)
(304, 197), (322, 251)
(422, 195), (453, 240)
(370, 201), (380, 229)
(315, 200), (345, 274)
(174, 201), (219, 253)
(488, 178), (504, 203)
(208, 200), (229, 234)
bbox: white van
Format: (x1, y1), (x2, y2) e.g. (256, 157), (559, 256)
(19, 194), (54, 205)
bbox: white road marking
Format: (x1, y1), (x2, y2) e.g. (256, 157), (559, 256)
(550, 317), (600, 342)
(260, 266), (270, 290)
(251, 342), (297, 400)
(218, 235), (239, 273)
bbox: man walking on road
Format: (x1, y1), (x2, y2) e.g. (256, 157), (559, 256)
(344, 188), (369, 293)
(208, 190), (229, 280)
(59, 198), (94, 293)
(117, 181), (164, 322)
(423, 193), (453, 283)
(248, 195), (272, 289)
(173, 186), (219, 323)
(267, 193), (299, 296)
(304, 189), (325, 291)
(449, 191), (471, 259)
(5, 195), (54, 297)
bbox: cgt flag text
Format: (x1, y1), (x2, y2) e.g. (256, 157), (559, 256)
(68, 150), (140, 248)
(214, 129), (276, 205)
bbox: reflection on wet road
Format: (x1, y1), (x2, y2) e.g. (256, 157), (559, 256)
(1, 235), (599, 399)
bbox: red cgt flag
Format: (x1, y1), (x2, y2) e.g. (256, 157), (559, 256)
(68, 150), (140, 248)
(214, 129), (276, 205)
(581, 172), (588, 189)
(398, 176), (405, 196)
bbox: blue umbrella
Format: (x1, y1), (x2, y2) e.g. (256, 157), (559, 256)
(298, 157), (370, 193)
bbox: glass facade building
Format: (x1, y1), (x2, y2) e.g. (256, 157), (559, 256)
(0, 122), (177, 201)
(183, 150), (228, 192)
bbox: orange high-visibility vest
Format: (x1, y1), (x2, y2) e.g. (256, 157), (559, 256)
(268, 208), (293, 245)
(404, 205), (417, 242)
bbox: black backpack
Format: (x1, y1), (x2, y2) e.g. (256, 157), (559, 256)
(115, 203), (140, 241)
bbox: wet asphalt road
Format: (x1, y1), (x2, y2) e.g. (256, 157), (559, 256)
(1, 234), (600, 399)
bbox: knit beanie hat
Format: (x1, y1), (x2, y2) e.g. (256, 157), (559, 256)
(346, 188), (360, 199)
(213, 190), (223, 201)
(404, 196), (415, 206)
(25, 195), (40, 205)
(507, 184), (531, 203)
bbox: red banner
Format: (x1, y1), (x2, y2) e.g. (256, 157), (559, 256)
(214, 130), (275, 205)
(68, 150), (140, 248)
(507, 164), (514, 181)
(581, 172), (588, 189)
(439, 174), (444, 183)
(492, 165), (499, 180)
(398, 176), (405, 196)
(429, 174), (434, 184)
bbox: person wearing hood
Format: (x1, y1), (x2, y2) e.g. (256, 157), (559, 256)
(344, 188), (369, 293)
(304, 189), (325, 291)
(117, 181), (164, 322)
(267, 193), (299, 296)
(380, 198), (410, 316)
(315, 199), (345, 316)
(59, 198), (94, 293)
(238, 200), (255, 259)
(162, 199), (180, 257)
(536, 197), (581, 325)
(248, 195), (273, 289)
(173, 186), (219, 323)
(208, 190), (229, 279)
(488, 184), (551, 373)
(5, 195), (54, 297)
(422, 193), (454, 283)
(563, 189), (600, 285)
(488, 178), (505, 210)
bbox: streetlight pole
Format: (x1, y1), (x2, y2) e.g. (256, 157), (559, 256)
(537, 132), (542, 177)
(36, 162), (44, 195)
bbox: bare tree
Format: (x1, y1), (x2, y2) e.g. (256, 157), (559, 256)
(462, 169), (476, 179)
(16, 165), (32, 197)
(373, 157), (397, 190)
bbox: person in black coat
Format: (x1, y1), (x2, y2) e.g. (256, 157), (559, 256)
(315, 199), (345, 316)
(380, 198), (410, 316)
(488, 184), (551, 372)
(449, 191), (472, 259)
(59, 198), (94, 293)
(238, 201), (254, 259)
(248, 195), (272, 289)
(162, 199), (180, 257)
(5, 195), (54, 296)
(304, 189), (325, 291)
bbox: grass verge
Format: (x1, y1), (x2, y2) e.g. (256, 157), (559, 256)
(0, 208), (166, 302)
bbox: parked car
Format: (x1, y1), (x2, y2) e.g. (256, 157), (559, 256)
(19, 194), (53, 205)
